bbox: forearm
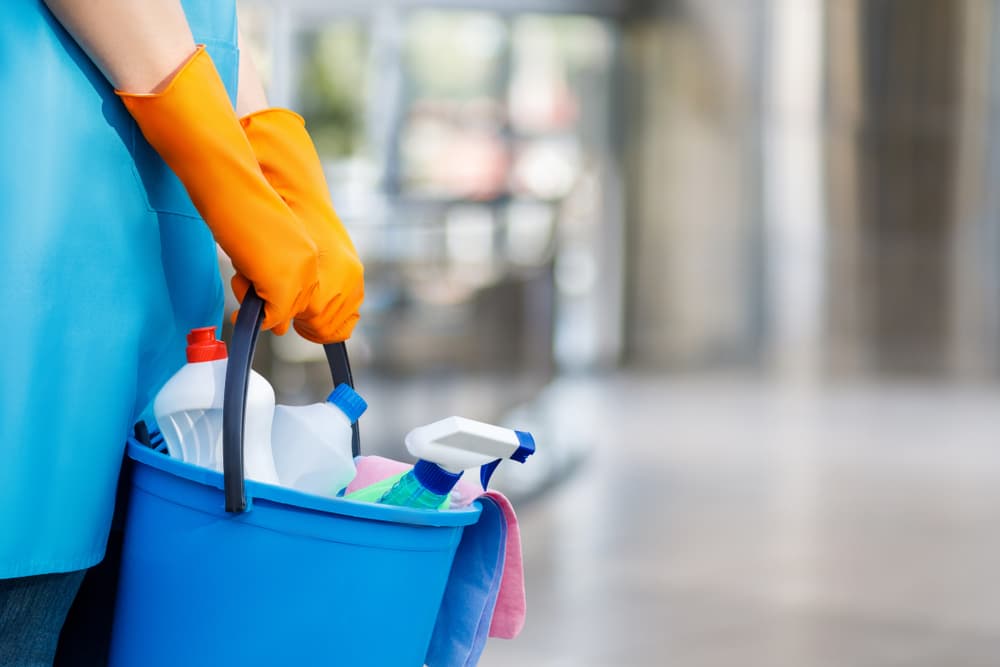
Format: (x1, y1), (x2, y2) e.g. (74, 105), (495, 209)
(43, 0), (196, 93)
(45, 0), (271, 111)
(236, 29), (270, 117)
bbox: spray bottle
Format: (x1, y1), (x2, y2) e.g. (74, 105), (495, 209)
(376, 416), (536, 510)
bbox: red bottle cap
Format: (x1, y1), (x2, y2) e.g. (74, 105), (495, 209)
(186, 327), (227, 363)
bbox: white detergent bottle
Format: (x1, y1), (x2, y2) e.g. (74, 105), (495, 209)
(271, 385), (368, 497)
(153, 326), (280, 485)
(377, 417), (536, 510)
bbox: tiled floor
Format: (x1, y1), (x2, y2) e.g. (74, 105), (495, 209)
(477, 374), (1000, 666)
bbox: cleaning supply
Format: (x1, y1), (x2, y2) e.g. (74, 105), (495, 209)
(116, 46), (320, 335)
(345, 455), (527, 666)
(112, 287), (484, 666)
(240, 108), (364, 343)
(270, 384), (367, 496)
(425, 494), (509, 667)
(375, 417), (535, 509)
(153, 327), (280, 484)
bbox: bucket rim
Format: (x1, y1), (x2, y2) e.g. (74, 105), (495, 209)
(126, 439), (481, 528)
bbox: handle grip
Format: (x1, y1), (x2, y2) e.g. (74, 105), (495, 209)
(223, 286), (360, 513)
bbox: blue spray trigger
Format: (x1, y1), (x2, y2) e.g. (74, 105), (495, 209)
(480, 459), (502, 490)
(512, 431), (535, 462)
(480, 430), (536, 489)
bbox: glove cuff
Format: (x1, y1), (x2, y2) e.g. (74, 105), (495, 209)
(239, 107), (306, 129)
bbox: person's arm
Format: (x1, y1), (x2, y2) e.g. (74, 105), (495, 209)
(46, 1), (269, 110)
(236, 29), (269, 117)
(43, 0), (320, 334)
(235, 33), (365, 343)
(43, 0), (196, 93)
(44, 0), (363, 342)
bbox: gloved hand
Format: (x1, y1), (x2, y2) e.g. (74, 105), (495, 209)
(116, 46), (317, 334)
(239, 109), (364, 343)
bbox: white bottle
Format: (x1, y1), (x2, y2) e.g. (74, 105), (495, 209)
(153, 326), (280, 485)
(270, 385), (367, 497)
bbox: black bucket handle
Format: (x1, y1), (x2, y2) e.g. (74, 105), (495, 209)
(223, 286), (360, 513)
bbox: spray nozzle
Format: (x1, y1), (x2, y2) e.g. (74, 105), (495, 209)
(404, 417), (536, 492)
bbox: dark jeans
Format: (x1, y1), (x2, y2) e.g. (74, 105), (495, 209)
(53, 528), (124, 667)
(0, 571), (85, 667)
(6, 443), (131, 667)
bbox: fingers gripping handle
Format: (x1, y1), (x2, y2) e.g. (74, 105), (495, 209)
(223, 286), (360, 513)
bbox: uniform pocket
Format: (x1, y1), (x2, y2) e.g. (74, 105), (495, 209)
(128, 41), (240, 218)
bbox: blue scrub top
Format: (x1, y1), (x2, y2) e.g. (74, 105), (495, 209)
(0, 0), (237, 578)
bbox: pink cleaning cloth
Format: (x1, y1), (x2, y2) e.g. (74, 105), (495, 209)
(481, 490), (525, 638)
(348, 456), (526, 639)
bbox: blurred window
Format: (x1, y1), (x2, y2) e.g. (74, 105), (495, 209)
(508, 15), (613, 201)
(400, 11), (508, 199)
(296, 21), (370, 159)
(235, 2), (622, 385)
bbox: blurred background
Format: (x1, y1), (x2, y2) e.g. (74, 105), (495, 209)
(234, 0), (1000, 664)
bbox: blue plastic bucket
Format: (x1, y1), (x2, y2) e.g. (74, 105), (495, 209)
(108, 289), (481, 666)
(109, 440), (480, 666)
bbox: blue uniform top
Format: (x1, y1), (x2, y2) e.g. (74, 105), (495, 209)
(0, 0), (237, 578)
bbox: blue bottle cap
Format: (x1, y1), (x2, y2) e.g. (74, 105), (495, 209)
(413, 460), (463, 496)
(326, 384), (368, 424)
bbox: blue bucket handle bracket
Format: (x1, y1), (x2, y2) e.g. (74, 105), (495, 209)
(223, 286), (360, 513)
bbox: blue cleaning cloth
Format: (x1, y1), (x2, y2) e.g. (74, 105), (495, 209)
(425, 496), (508, 667)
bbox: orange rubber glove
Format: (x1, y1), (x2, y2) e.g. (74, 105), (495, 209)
(117, 46), (318, 334)
(239, 109), (364, 343)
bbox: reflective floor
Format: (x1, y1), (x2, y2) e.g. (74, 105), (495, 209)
(479, 374), (1000, 666)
